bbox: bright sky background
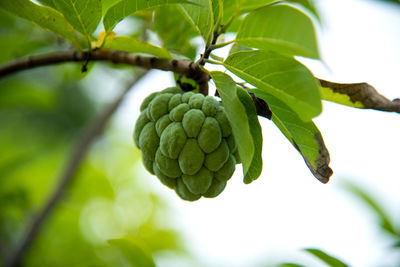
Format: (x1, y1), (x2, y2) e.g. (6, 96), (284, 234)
(114, 0), (400, 266)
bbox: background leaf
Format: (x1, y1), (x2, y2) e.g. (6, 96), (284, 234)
(236, 4), (319, 58)
(224, 50), (322, 121)
(0, 10), (56, 65)
(179, 0), (214, 45)
(0, 0), (82, 47)
(277, 264), (305, 267)
(104, 0), (192, 32)
(210, 71), (263, 183)
(251, 89), (332, 183)
(103, 36), (172, 58)
(304, 248), (348, 267)
(108, 238), (156, 267)
(342, 182), (399, 237)
(53, 0), (102, 37)
(153, 5), (198, 59)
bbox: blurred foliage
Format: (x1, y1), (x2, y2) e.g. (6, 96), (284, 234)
(277, 248), (348, 267)
(276, 181), (400, 267)
(277, 264), (304, 267)
(0, 9), (68, 65)
(302, 248), (348, 267)
(153, 6), (198, 60)
(374, 0), (400, 5)
(342, 182), (400, 247)
(0, 11), (183, 267)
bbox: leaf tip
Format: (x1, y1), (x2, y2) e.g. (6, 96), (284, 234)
(294, 133), (333, 183)
(312, 133), (333, 183)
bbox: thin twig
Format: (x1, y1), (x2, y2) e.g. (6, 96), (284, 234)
(0, 49), (210, 96)
(212, 40), (235, 50)
(204, 59), (223, 65)
(197, 28), (222, 67)
(4, 70), (149, 267)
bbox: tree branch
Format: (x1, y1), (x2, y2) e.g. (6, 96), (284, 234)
(319, 79), (400, 113)
(4, 70), (149, 267)
(197, 27), (223, 67)
(0, 49), (210, 95)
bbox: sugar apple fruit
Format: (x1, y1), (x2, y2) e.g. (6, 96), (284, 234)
(134, 87), (240, 201)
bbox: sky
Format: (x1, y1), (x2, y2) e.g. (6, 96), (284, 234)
(114, 0), (400, 266)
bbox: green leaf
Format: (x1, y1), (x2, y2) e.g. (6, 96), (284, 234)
(103, 36), (172, 58)
(179, 0), (214, 45)
(236, 87), (263, 183)
(221, 0), (238, 24)
(228, 43), (251, 55)
(342, 182), (399, 237)
(221, 0), (275, 26)
(154, 6), (198, 60)
(236, 4), (319, 58)
(288, 0), (321, 23)
(210, 71), (263, 183)
(224, 0), (276, 14)
(102, 0), (121, 15)
(224, 50), (322, 121)
(212, 0), (223, 27)
(304, 248), (348, 267)
(108, 238), (155, 267)
(104, 0), (192, 32)
(53, 0), (102, 37)
(241, 0), (277, 10)
(251, 90), (332, 183)
(0, 0), (82, 47)
(36, 0), (57, 9)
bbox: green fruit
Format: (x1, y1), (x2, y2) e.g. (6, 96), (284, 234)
(134, 87), (239, 201)
(149, 93), (172, 121)
(182, 109), (205, 138)
(182, 167), (213, 195)
(179, 139), (204, 175)
(160, 122), (187, 159)
(169, 103), (189, 122)
(204, 140), (229, 171)
(198, 117), (221, 153)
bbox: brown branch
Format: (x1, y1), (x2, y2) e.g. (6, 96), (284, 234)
(4, 71), (149, 267)
(0, 49), (210, 95)
(319, 79), (400, 113)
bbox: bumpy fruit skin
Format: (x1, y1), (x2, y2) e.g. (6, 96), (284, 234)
(134, 87), (239, 201)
